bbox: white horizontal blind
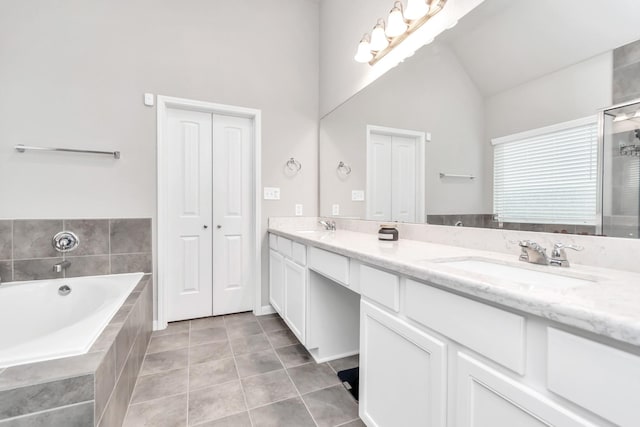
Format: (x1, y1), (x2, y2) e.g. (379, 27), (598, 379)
(493, 117), (598, 225)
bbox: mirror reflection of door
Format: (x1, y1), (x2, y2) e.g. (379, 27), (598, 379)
(366, 125), (426, 222)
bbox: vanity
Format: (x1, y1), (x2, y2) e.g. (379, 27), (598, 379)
(268, 222), (640, 427)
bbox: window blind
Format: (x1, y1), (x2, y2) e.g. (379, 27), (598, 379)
(492, 117), (598, 225)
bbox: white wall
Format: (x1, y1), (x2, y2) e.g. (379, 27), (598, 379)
(483, 52), (613, 212)
(319, 0), (484, 116)
(320, 42), (485, 218)
(0, 0), (319, 310)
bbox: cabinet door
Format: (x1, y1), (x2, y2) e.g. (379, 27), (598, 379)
(360, 300), (447, 427)
(269, 250), (284, 315)
(456, 352), (597, 427)
(284, 258), (306, 344)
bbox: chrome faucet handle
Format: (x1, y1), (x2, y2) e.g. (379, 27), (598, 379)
(550, 243), (583, 267)
(518, 240), (548, 265)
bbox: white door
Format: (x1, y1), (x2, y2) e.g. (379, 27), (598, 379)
(212, 114), (253, 315)
(167, 108), (214, 321)
(284, 258), (306, 344)
(166, 109), (253, 321)
(366, 126), (425, 222)
(360, 300), (447, 427)
(456, 352), (596, 427)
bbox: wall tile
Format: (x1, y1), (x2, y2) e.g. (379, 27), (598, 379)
(110, 253), (152, 274)
(13, 220), (61, 259)
(0, 221), (11, 260)
(0, 261), (11, 283)
(63, 219), (109, 256)
(95, 346), (116, 422)
(13, 258), (63, 281)
(64, 255), (110, 278)
(110, 219), (151, 254)
(614, 39), (640, 70)
(0, 375), (93, 420)
(0, 401), (94, 427)
(613, 62), (640, 104)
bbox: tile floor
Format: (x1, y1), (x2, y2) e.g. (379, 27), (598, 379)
(123, 312), (364, 427)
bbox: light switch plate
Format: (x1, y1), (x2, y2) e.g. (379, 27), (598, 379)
(144, 93), (154, 106)
(295, 204), (303, 216)
(352, 190), (365, 201)
(332, 204), (340, 215)
(263, 187), (281, 200)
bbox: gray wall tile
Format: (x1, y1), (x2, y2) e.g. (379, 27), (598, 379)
(13, 220), (61, 259)
(0, 401), (93, 427)
(0, 375), (93, 420)
(95, 347), (116, 423)
(613, 62), (640, 104)
(0, 221), (11, 260)
(110, 253), (152, 274)
(614, 39), (640, 70)
(64, 220), (109, 256)
(13, 258), (62, 281)
(64, 255), (110, 278)
(0, 261), (11, 283)
(110, 219), (151, 254)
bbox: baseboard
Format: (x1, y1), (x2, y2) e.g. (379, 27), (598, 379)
(256, 304), (277, 316)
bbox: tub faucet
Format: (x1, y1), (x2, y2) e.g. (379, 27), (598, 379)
(53, 260), (71, 273)
(518, 240), (549, 265)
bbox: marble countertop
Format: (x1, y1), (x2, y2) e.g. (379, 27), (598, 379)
(268, 226), (640, 347)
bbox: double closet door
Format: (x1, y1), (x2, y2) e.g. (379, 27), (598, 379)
(166, 108), (253, 322)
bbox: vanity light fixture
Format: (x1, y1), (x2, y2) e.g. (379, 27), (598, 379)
(386, 2), (408, 38)
(354, 0), (447, 66)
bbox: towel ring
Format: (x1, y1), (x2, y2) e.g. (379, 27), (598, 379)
(337, 161), (352, 175)
(286, 157), (302, 173)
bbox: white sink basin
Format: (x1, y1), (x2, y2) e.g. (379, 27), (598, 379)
(434, 259), (596, 290)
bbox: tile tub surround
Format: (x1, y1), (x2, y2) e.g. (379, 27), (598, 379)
(0, 218), (152, 282)
(124, 312), (362, 427)
(269, 218), (640, 347)
(0, 275), (153, 426)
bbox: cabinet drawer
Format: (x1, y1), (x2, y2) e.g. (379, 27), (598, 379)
(277, 236), (293, 258)
(269, 233), (278, 250)
(405, 280), (525, 374)
(308, 247), (350, 285)
(547, 328), (640, 426)
(292, 242), (306, 265)
(360, 265), (399, 311)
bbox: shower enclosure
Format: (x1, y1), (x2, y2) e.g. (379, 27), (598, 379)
(601, 98), (640, 238)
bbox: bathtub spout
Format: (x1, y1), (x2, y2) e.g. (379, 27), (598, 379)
(53, 260), (71, 273)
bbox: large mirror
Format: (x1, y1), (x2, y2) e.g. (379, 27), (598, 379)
(319, 0), (640, 238)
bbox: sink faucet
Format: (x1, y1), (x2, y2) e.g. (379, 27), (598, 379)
(319, 220), (336, 231)
(518, 240), (549, 265)
(549, 243), (583, 267)
(53, 260), (71, 273)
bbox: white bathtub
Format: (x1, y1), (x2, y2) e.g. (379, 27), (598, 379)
(0, 272), (144, 368)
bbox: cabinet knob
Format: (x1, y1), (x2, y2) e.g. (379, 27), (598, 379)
(203, 225), (208, 229)
(217, 225), (222, 229)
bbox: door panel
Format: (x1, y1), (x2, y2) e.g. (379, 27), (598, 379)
(392, 135), (417, 223)
(212, 114), (253, 315)
(167, 108), (213, 321)
(367, 133), (392, 221)
(269, 250), (284, 315)
(284, 258), (306, 344)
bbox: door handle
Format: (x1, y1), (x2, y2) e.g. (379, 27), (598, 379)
(216, 225), (222, 229)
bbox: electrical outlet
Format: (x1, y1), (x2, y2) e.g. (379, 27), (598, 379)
(352, 190), (365, 201)
(426, 132), (432, 142)
(144, 93), (154, 106)
(332, 204), (340, 215)
(263, 187), (281, 200)
(295, 204), (303, 216)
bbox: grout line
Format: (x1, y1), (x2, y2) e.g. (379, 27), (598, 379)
(258, 315), (321, 427)
(186, 319), (191, 427)
(225, 316), (255, 427)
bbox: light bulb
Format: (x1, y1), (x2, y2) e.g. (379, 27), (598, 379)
(385, 3), (408, 38)
(354, 37), (373, 63)
(404, 0), (429, 21)
(370, 22), (389, 51)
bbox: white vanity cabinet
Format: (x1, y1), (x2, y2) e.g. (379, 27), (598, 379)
(360, 300), (447, 427)
(268, 235), (307, 344)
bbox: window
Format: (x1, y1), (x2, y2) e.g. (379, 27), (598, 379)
(492, 117), (598, 225)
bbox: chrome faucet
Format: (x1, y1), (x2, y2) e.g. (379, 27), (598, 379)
(319, 220), (336, 231)
(549, 243), (583, 267)
(53, 260), (71, 273)
(518, 240), (549, 265)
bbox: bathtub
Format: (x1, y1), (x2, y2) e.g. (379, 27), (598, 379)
(0, 272), (144, 368)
